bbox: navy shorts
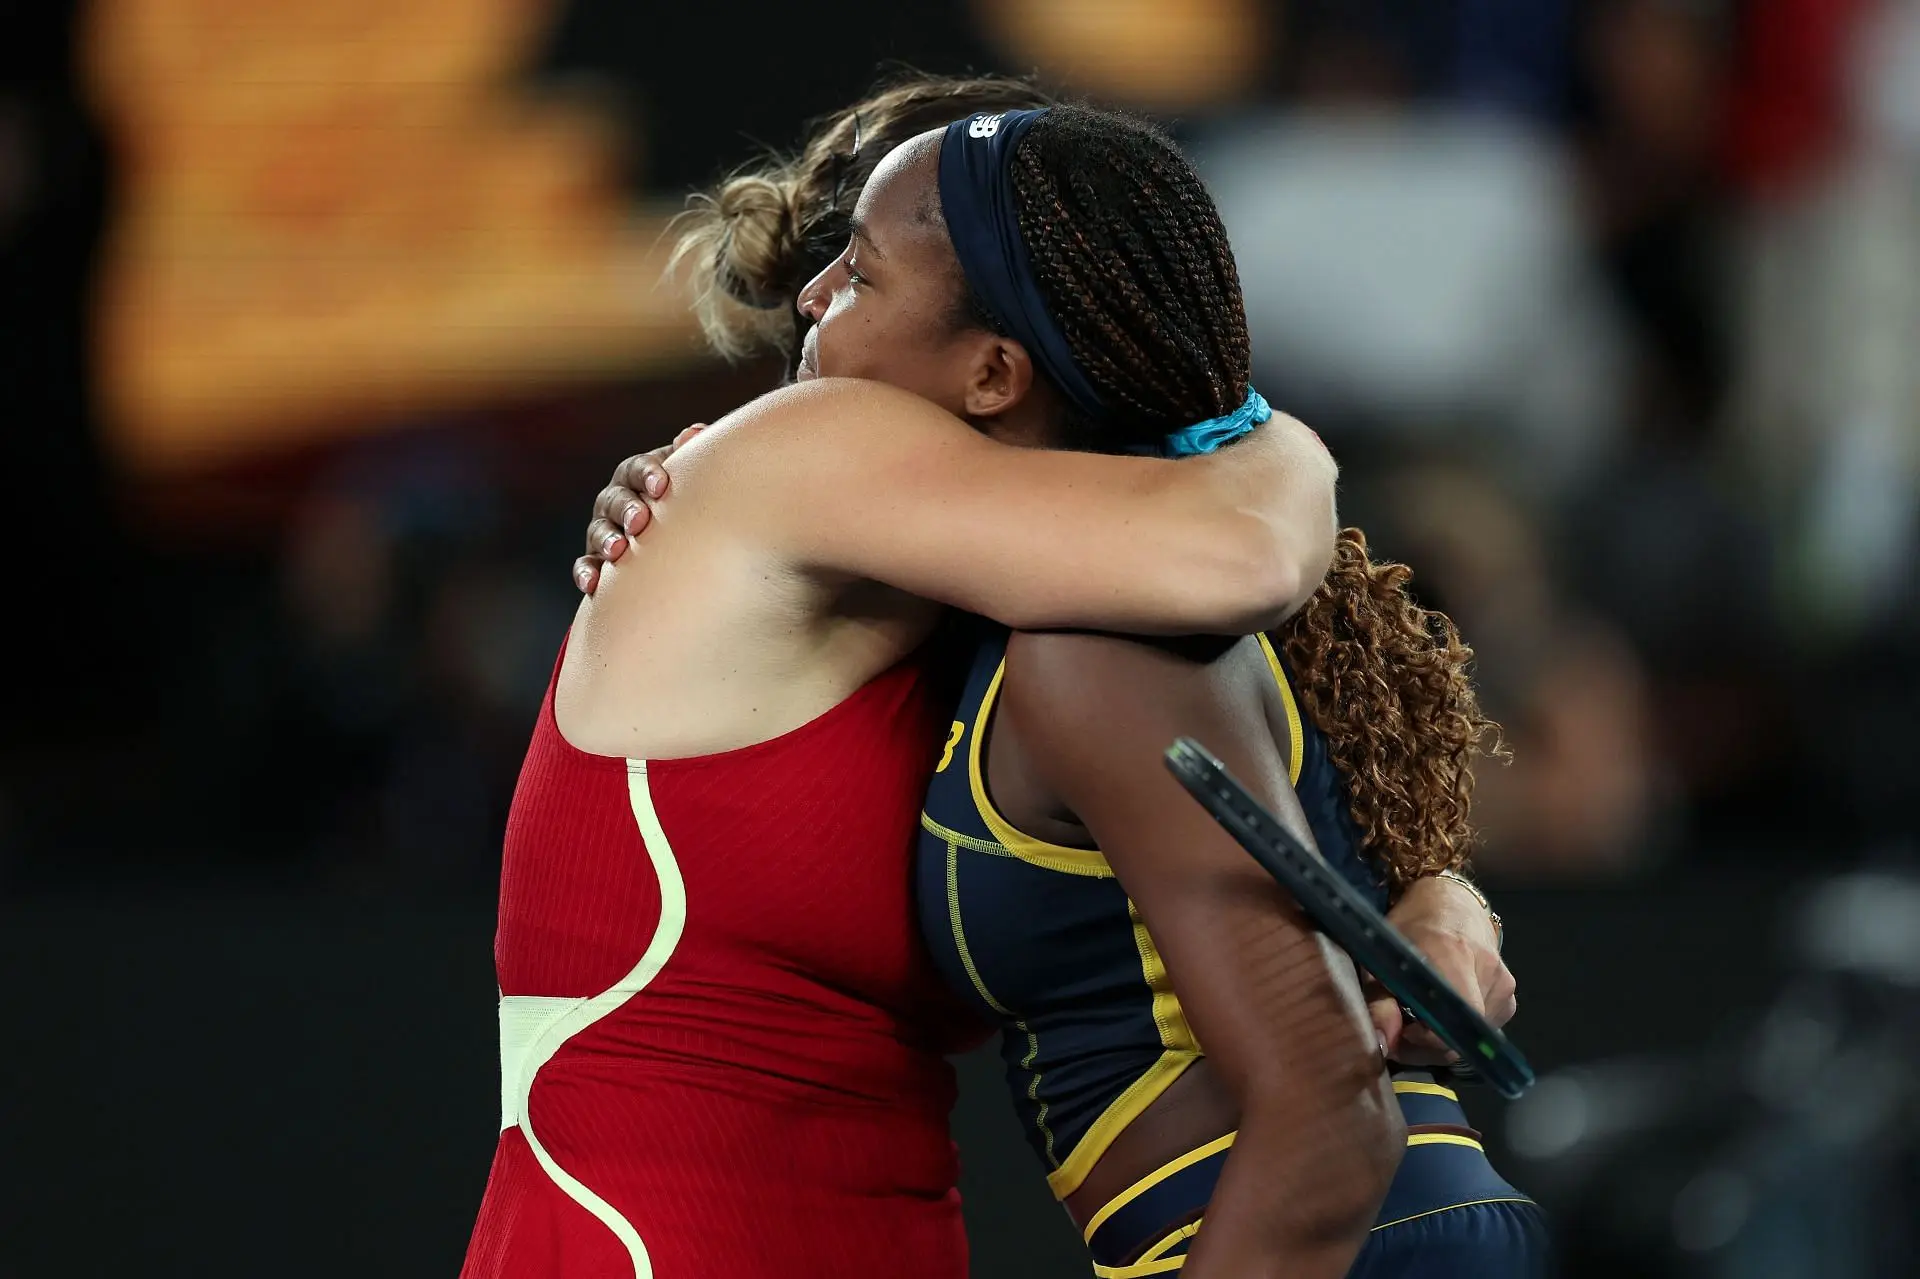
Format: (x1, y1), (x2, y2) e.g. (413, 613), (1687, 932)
(1082, 1077), (1548, 1278)
(1345, 1077), (1550, 1277)
(1349, 1196), (1550, 1278)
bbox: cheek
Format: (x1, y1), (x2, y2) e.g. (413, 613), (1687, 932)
(816, 289), (914, 378)
(813, 295), (875, 378)
(814, 292), (968, 408)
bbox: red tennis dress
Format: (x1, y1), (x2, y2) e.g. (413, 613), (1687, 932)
(458, 642), (968, 1279)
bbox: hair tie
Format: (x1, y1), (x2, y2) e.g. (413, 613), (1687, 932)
(1150, 388), (1272, 458)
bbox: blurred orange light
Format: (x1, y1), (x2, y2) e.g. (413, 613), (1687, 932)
(975, 0), (1270, 112)
(85, 0), (703, 475)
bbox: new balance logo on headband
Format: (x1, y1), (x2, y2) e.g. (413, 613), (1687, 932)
(940, 107), (1107, 421)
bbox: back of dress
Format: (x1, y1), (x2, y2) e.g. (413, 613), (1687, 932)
(463, 639), (966, 1279)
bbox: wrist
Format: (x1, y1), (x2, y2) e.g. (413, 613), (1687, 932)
(1428, 869), (1501, 952)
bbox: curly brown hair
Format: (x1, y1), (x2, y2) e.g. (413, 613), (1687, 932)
(1276, 529), (1508, 896)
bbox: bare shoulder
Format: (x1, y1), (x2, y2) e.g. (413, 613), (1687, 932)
(709, 377), (973, 454)
(660, 379), (976, 533)
(1001, 631), (1249, 734)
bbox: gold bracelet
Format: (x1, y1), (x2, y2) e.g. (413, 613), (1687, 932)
(1435, 869), (1502, 951)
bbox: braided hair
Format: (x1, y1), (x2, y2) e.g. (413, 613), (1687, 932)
(999, 107), (1508, 893)
(1006, 107), (1250, 446)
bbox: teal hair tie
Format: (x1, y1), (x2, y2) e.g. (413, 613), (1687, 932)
(1158, 388), (1271, 458)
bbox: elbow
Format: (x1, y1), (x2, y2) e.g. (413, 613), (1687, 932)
(1241, 1063), (1405, 1243)
(1240, 435), (1341, 631)
(1189, 413), (1340, 633)
(1209, 514), (1325, 635)
(1338, 1082), (1406, 1220)
(1321, 1080), (1405, 1238)
(1210, 458), (1339, 634)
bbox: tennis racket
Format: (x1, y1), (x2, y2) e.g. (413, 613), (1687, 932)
(1164, 736), (1534, 1100)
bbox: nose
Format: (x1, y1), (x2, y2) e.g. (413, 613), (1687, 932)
(796, 261), (834, 323)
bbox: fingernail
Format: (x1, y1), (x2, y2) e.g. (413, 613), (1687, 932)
(1377, 1031), (1390, 1059)
(644, 473), (665, 498)
(602, 533), (622, 556)
(621, 503), (642, 530)
(575, 566), (592, 591)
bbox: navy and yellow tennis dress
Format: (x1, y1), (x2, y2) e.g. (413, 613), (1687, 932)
(914, 626), (1549, 1277)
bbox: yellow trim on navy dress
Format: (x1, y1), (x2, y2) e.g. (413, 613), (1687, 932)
(1138, 1223), (1202, 1263)
(1079, 1121), (1522, 1274)
(1051, 1051), (1199, 1199)
(1254, 634), (1305, 787)
(1371, 1195), (1539, 1235)
(969, 642), (1303, 862)
(967, 660), (1116, 878)
(961, 641), (1321, 1201)
(1093, 1253), (1192, 1278)
(1082, 1133), (1238, 1245)
(942, 836), (1061, 1164)
(962, 657), (1207, 1196)
(947, 636), (1537, 1271)
(1392, 1079), (1461, 1102)
(1408, 1133), (1486, 1151)
(921, 811), (1017, 857)
(944, 840), (1010, 1016)
(1040, 902), (1207, 1196)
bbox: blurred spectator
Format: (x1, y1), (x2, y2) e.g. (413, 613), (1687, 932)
(1355, 466), (1666, 880)
(1578, 0), (1733, 430)
(1729, 0), (1920, 645)
(1196, 7), (1629, 497)
(276, 429), (573, 893)
(1200, 109), (1626, 494)
(1450, 0), (1576, 122)
(1550, 0), (1798, 854)
(1722, 0), (1920, 851)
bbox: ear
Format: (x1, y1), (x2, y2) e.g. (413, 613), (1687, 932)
(962, 335), (1038, 420)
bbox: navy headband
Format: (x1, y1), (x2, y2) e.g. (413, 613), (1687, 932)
(938, 110), (1108, 421)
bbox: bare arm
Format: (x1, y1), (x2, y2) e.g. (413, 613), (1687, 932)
(999, 630), (1400, 1279)
(702, 378), (1336, 635)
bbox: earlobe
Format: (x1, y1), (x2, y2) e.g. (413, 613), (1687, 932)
(964, 337), (1036, 419)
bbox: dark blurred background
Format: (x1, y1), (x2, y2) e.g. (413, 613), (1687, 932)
(2, 0), (1916, 1275)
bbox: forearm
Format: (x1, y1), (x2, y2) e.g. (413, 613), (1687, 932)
(745, 382), (1331, 636)
(1146, 915), (1399, 1277)
(977, 430), (1337, 635)
(1084, 416), (1336, 636)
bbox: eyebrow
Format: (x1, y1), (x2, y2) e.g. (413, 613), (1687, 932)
(849, 217), (885, 261)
